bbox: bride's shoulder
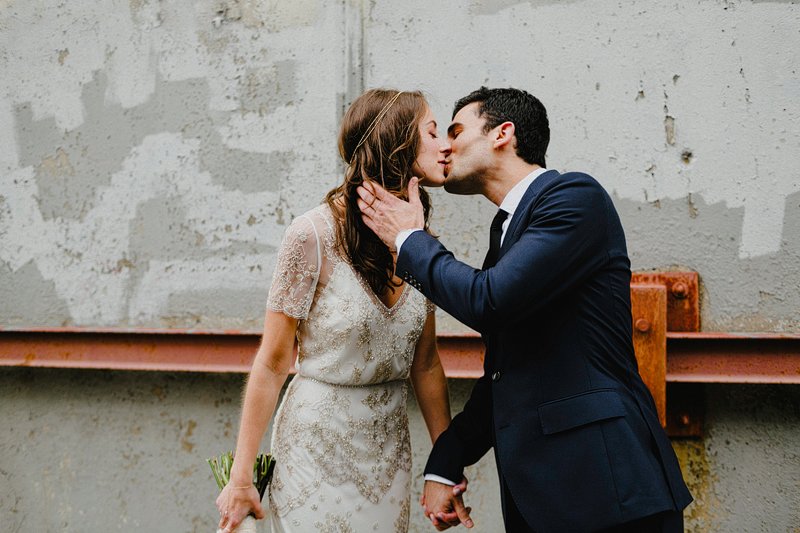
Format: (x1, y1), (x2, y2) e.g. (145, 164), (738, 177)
(283, 203), (335, 242)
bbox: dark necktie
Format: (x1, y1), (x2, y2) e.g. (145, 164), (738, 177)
(482, 209), (508, 269)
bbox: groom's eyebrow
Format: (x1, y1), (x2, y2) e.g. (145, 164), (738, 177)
(447, 123), (461, 137)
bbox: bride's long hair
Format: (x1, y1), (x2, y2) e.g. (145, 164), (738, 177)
(325, 89), (432, 297)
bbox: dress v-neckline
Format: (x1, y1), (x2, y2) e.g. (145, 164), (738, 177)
(344, 261), (410, 317)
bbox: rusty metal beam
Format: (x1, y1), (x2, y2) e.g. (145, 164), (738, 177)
(667, 333), (800, 384)
(0, 327), (263, 373)
(1, 328), (798, 384)
(437, 333), (483, 378)
(0, 327), (485, 376)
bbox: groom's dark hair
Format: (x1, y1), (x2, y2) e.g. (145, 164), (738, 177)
(453, 87), (549, 167)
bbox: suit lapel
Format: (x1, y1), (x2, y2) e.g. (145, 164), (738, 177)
(498, 170), (560, 258)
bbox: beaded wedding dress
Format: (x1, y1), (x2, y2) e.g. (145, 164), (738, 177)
(264, 205), (433, 532)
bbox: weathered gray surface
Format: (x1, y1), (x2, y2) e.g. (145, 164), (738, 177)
(0, 369), (503, 532)
(673, 384), (800, 532)
(2, 370), (798, 532)
(1, 0), (799, 531)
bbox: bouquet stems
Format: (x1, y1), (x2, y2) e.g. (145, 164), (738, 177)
(208, 451), (276, 497)
(208, 451), (276, 532)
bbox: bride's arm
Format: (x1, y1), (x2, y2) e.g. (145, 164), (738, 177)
(410, 311), (451, 443)
(216, 310), (297, 531)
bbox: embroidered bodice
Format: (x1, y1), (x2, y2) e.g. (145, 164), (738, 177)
(266, 204), (432, 386)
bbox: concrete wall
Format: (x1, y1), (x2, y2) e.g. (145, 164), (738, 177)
(1, 1), (799, 531)
(2, 370), (798, 532)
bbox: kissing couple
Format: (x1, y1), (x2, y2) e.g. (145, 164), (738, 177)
(215, 86), (692, 532)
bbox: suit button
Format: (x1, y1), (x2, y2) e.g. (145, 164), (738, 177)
(492, 371), (501, 382)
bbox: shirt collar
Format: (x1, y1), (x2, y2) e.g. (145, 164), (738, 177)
(498, 167), (549, 217)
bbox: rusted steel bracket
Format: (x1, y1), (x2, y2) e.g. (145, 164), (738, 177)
(631, 271), (699, 332)
(631, 271), (702, 436)
(630, 284), (668, 428)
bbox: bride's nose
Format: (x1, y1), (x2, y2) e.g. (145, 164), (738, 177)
(439, 141), (451, 154)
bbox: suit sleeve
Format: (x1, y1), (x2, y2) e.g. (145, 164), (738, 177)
(396, 176), (611, 334)
(424, 373), (493, 481)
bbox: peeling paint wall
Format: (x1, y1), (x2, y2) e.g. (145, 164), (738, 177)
(1, 0), (350, 329)
(2, 0), (797, 331)
(1, 1), (799, 531)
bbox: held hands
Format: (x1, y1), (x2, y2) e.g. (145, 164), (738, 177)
(357, 177), (425, 249)
(216, 482), (264, 533)
(420, 478), (474, 530)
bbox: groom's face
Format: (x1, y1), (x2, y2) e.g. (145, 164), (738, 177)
(443, 102), (493, 195)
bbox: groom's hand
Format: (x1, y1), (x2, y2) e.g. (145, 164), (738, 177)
(357, 177), (425, 249)
(422, 480), (474, 530)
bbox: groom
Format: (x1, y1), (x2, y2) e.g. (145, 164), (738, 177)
(358, 87), (692, 532)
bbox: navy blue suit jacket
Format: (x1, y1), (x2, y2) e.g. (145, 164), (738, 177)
(398, 170), (692, 531)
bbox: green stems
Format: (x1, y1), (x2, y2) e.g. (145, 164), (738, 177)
(208, 451), (276, 501)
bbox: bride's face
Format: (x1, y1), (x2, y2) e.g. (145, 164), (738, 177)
(412, 106), (448, 187)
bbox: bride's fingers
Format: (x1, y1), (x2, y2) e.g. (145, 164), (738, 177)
(252, 501), (266, 519)
(453, 476), (468, 496)
(223, 509), (244, 532)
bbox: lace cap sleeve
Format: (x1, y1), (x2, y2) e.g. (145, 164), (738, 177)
(266, 214), (321, 320)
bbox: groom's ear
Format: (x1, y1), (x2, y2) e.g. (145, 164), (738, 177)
(493, 121), (516, 150)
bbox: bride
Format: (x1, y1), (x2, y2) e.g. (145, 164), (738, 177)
(216, 89), (457, 532)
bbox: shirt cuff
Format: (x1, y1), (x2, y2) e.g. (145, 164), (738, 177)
(395, 228), (423, 255)
(424, 474), (456, 486)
